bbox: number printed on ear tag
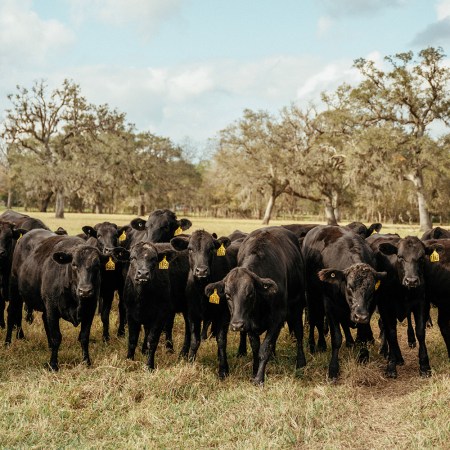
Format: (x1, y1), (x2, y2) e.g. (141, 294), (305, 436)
(159, 256), (169, 270)
(430, 250), (440, 263)
(217, 243), (226, 256)
(105, 257), (115, 271)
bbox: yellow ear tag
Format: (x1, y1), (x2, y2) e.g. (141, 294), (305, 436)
(375, 280), (381, 291)
(174, 226), (183, 236)
(159, 256), (169, 270)
(216, 243), (226, 256)
(209, 289), (220, 304)
(118, 231), (126, 242)
(18, 233), (22, 240)
(430, 250), (440, 263)
(105, 257), (115, 271)
(371, 229), (378, 235)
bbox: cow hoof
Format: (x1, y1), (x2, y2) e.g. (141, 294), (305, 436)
(102, 335), (110, 343)
(252, 378), (264, 386)
(47, 363), (59, 372)
(408, 342), (416, 349)
(385, 368), (397, 379)
(420, 367), (432, 378)
(345, 341), (355, 348)
(218, 371), (229, 380)
(166, 347), (175, 354)
(397, 358), (405, 366)
(317, 343), (327, 352)
(236, 350), (247, 357)
(146, 365), (155, 372)
(117, 329), (125, 338)
(357, 349), (369, 364)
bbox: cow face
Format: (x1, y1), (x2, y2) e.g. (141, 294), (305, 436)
(171, 230), (231, 280)
(206, 267), (278, 332)
(130, 209), (192, 243)
(0, 221), (26, 266)
(379, 236), (443, 289)
(127, 242), (176, 285)
(319, 263), (386, 324)
(82, 222), (129, 255)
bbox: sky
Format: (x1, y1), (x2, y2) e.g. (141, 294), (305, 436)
(0, 0), (449, 155)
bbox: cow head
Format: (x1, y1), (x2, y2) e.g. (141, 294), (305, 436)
(318, 263), (386, 324)
(378, 236), (443, 289)
(205, 267), (278, 332)
(130, 209), (192, 243)
(171, 230), (231, 280)
(0, 221), (27, 265)
(127, 242), (177, 285)
(82, 222), (129, 255)
(346, 222), (382, 238)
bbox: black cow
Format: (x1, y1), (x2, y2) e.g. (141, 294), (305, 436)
(205, 227), (306, 385)
(421, 227), (450, 240)
(422, 239), (450, 359)
(121, 242), (180, 369)
(345, 222), (382, 238)
(81, 222), (130, 341)
(171, 230), (239, 379)
(367, 234), (442, 378)
(303, 225), (386, 380)
(0, 210), (50, 231)
(128, 209), (192, 247)
(6, 232), (125, 370)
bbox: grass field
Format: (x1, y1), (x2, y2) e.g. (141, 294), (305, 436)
(0, 213), (448, 449)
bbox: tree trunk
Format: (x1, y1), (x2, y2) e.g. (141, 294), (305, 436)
(324, 203), (338, 225)
(39, 192), (53, 212)
(138, 192), (145, 217)
(405, 170), (432, 232)
(262, 194), (275, 225)
(7, 189), (12, 209)
(55, 189), (65, 219)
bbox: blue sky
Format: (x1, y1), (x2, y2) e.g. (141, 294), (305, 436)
(0, 0), (448, 153)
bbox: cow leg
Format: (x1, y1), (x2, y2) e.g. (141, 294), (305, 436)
(355, 323), (372, 363)
(5, 298), (22, 346)
(100, 290), (114, 342)
(141, 324), (149, 354)
(179, 311), (190, 358)
(407, 312), (417, 349)
(342, 323), (355, 348)
(146, 321), (165, 371)
(253, 325), (282, 385)
(201, 319), (211, 340)
(378, 317), (388, 358)
(248, 332), (261, 379)
(215, 321), (229, 379)
(327, 315), (343, 381)
(436, 308), (450, 359)
(289, 303), (306, 370)
(413, 303), (431, 377)
(0, 294), (5, 329)
(237, 331), (247, 357)
(46, 310), (62, 371)
(117, 291), (126, 337)
(42, 312), (52, 348)
(380, 310), (403, 378)
(79, 310), (95, 367)
(188, 317), (201, 362)
(126, 317), (141, 360)
(163, 312), (175, 353)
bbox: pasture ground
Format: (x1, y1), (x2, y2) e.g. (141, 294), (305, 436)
(0, 213), (448, 449)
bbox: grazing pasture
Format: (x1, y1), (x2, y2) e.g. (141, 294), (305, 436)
(0, 212), (448, 449)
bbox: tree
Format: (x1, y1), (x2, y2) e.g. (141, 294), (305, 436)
(1, 79), (127, 217)
(352, 47), (450, 231)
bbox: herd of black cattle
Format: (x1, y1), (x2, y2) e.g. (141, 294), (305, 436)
(0, 209), (449, 384)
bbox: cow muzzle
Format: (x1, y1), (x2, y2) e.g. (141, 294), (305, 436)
(351, 311), (370, 324)
(194, 266), (209, 279)
(77, 286), (94, 298)
(403, 276), (420, 289)
(230, 320), (245, 332)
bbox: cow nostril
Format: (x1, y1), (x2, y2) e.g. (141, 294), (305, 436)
(230, 321), (244, 332)
(78, 288), (93, 298)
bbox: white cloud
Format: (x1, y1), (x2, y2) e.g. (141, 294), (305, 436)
(0, 0), (74, 67)
(437, 0), (450, 20)
(320, 0), (407, 17)
(317, 16), (333, 36)
(67, 0), (183, 40)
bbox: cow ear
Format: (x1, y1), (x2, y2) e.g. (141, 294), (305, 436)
(158, 249), (177, 263)
(205, 281), (224, 298)
(368, 223), (382, 235)
(378, 242), (398, 256)
(431, 227), (445, 239)
(12, 228), (27, 240)
(170, 236), (190, 251)
(212, 233), (218, 239)
(257, 277), (278, 297)
(425, 243), (444, 256)
(53, 251), (73, 265)
(130, 218), (146, 231)
(318, 268), (345, 284)
(82, 226), (96, 238)
(214, 237), (231, 249)
(109, 247), (130, 262)
(178, 219), (192, 231)
(54, 227), (67, 235)
(298, 237), (305, 248)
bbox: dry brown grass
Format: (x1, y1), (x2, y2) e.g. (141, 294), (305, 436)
(0, 213), (447, 449)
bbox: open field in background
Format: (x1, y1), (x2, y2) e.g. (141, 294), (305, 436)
(2, 209), (432, 238)
(0, 212), (448, 448)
